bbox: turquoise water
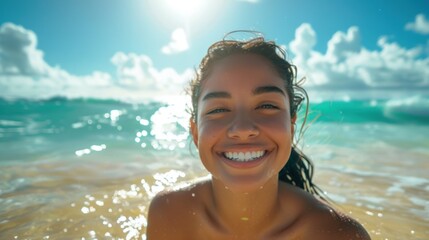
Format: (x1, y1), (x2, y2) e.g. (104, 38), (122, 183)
(1, 96), (428, 239)
(1, 96), (427, 162)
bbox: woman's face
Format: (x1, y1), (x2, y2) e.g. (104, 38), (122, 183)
(191, 53), (295, 191)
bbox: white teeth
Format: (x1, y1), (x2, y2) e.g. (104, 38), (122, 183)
(224, 151), (265, 162)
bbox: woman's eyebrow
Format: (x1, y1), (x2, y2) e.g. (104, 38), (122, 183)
(202, 91), (231, 101)
(253, 85), (286, 96)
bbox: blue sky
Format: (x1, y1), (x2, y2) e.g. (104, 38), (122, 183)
(1, 0), (429, 101)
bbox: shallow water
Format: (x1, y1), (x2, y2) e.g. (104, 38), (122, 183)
(1, 97), (428, 239)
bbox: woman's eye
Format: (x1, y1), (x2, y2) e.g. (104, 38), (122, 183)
(257, 104), (278, 109)
(207, 108), (229, 114)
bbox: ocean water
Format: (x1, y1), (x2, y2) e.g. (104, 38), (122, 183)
(0, 95), (428, 239)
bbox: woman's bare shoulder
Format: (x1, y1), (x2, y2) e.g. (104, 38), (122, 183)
(148, 176), (210, 214)
(150, 176), (210, 208)
(300, 204), (371, 239)
(146, 177), (211, 239)
(280, 183), (371, 239)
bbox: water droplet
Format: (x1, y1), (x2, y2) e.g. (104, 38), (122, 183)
(365, 211), (374, 216)
(140, 119), (149, 126)
(191, 193), (195, 197)
(81, 207), (90, 214)
(89, 230), (96, 237)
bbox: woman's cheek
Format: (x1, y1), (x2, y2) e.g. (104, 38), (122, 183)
(197, 119), (225, 144)
(256, 113), (291, 131)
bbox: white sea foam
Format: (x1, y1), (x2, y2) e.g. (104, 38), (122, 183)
(384, 95), (429, 121)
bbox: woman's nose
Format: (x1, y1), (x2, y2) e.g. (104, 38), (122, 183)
(227, 113), (259, 139)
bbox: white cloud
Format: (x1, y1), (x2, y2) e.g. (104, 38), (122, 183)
(290, 23), (316, 65)
(161, 28), (189, 55)
(289, 23), (429, 90)
(0, 23), (50, 76)
(405, 14), (429, 35)
(1, 22), (428, 102)
(110, 51), (193, 93)
(0, 23), (193, 101)
(326, 26), (361, 62)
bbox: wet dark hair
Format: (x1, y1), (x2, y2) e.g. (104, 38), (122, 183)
(189, 32), (325, 199)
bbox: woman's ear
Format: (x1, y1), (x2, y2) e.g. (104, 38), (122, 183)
(190, 118), (198, 147)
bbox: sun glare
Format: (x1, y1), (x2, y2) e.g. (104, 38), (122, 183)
(164, 0), (204, 19)
(145, 0), (222, 32)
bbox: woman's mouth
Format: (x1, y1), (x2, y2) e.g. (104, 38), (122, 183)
(223, 150), (266, 162)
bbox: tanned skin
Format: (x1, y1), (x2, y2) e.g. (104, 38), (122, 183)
(146, 54), (371, 240)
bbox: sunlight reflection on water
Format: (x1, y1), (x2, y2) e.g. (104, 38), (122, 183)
(0, 164), (196, 240)
(149, 103), (189, 151)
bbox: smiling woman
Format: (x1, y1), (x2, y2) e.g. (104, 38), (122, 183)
(146, 34), (371, 239)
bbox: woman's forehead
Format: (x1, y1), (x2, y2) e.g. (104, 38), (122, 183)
(199, 54), (285, 96)
(211, 53), (277, 72)
(205, 54), (282, 86)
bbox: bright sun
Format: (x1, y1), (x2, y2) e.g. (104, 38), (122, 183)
(163, 0), (205, 19)
(146, 0), (220, 30)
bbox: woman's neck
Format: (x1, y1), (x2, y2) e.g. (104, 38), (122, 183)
(209, 176), (281, 235)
